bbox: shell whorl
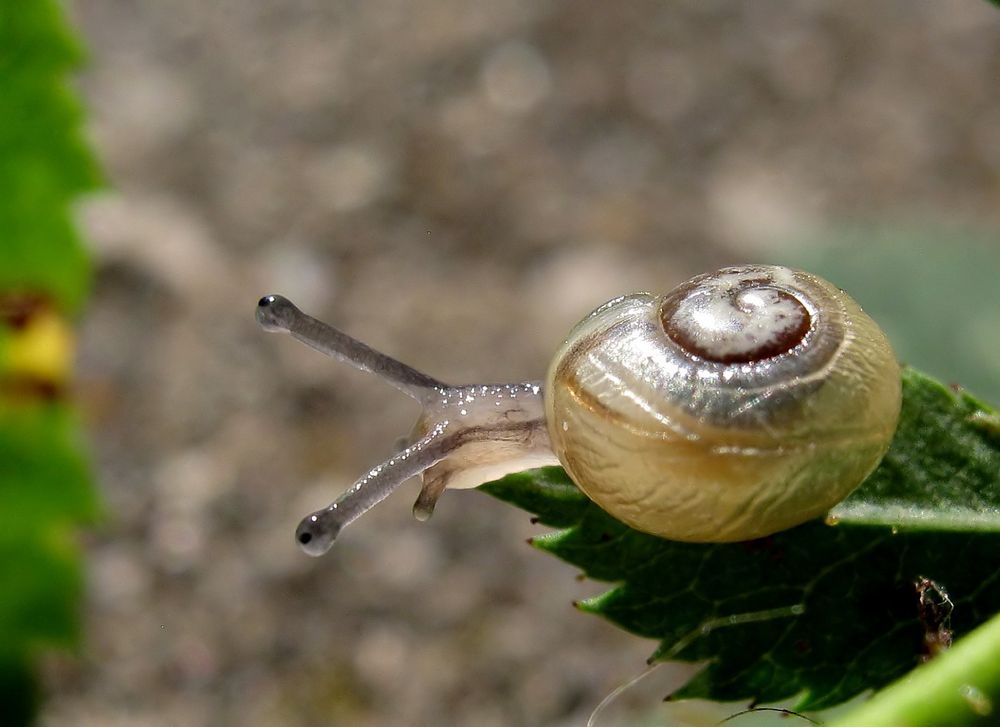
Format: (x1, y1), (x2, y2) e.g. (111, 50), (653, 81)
(545, 264), (901, 543)
(660, 267), (812, 363)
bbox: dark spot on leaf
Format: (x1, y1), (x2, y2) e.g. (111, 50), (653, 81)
(915, 576), (953, 660)
(1, 379), (64, 401)
(0, 293), (50, 330)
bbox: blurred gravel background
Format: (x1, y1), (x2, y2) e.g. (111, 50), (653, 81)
(47, 1), (1000, 725)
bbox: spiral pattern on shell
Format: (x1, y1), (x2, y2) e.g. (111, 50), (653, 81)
(544, 264), (901, 542)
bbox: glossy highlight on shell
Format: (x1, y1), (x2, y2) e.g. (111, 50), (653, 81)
(545, 264), (902, 542)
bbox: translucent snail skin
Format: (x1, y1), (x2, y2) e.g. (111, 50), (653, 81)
(256, 264), (902, 555)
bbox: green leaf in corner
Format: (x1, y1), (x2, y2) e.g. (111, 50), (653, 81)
(480, 367), (1000, 710)
(0, 0), (101, 312)
(0, 1), (102, 724)
(829, 610), (1000, 727)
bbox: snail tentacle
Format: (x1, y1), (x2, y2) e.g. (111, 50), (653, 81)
(295, 422), (456, 556)
(256, 294), (445, 400)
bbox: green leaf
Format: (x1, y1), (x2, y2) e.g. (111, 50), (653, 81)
(0, 402), (100, 539)
(0, 2), (102, 724)
(0, 403), (98, 716)
(480, 367), (1000, 710)
(831, 370), (1000, 531)
(0, 0), (101, 313)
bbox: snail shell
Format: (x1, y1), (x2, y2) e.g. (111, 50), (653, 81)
(545, 264), (902, 542)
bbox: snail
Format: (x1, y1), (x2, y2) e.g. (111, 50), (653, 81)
(257, 264), (901, 556)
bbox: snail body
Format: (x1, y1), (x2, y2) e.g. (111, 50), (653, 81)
(257, 264), (901, 555)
